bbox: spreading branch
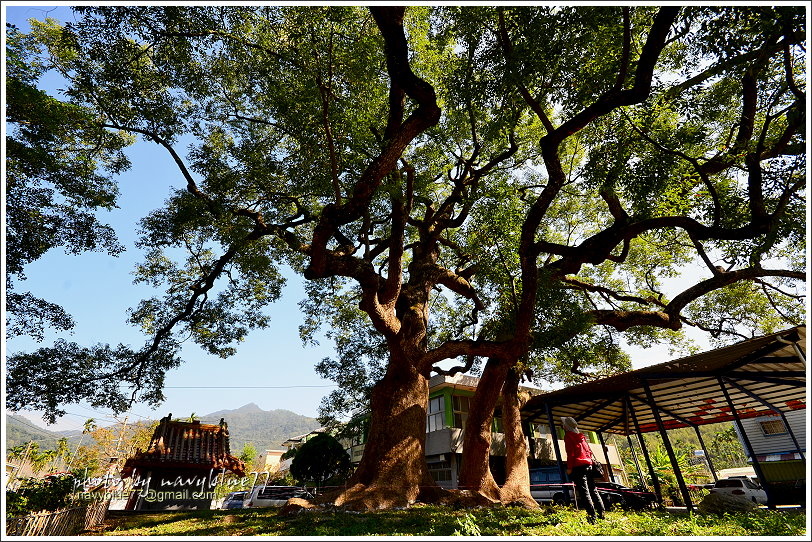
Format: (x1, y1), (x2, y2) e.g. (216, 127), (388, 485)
(306, 6), (441, 280)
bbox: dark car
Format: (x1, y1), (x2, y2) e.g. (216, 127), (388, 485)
(530, 466), (656, 510)
(529, 466), (574, 505)
(595, 481), (657, 510)
(221, 491), (248, 509)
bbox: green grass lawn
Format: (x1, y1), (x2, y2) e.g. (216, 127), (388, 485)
(91, 505), (806, 536)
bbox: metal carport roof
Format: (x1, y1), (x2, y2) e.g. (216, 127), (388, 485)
(522, 326), (806, 436)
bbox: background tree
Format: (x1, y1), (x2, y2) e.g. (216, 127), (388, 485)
(290, 433), (352, 490)
(67, 418), (97, 470)
(6, 5), (804, 510)
(69, 419), (156, 477)
(239, 443), (258, 467)
(617, 422), (749, 492)
(44, 437), (72, 473)
(7, 444), (30, 464)
(707, 426), (749, 471)
(28, 446), (55, 474)
(635, 445), (705, 506)
(5, 24), (133, 342)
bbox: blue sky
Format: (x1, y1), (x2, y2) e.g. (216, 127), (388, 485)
(4, 3), (717, 434)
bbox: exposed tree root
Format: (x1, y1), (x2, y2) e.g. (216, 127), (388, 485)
(500, 492), (540, 509)
(309, 485), (541, 511)
(332, 483), (414, 511)
(278, 497), (319, 517)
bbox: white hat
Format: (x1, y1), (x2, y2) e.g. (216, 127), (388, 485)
(561, 416), (580, 433)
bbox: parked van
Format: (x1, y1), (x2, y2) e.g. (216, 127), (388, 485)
(529, 466), (655, 510)
(244, 485), (313, 508)
(529, 466), (574, 505)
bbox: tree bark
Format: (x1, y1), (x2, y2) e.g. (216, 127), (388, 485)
(499, 368), (538, 507)
(333, 355), (437, 509)
(457, 357), (511, 500)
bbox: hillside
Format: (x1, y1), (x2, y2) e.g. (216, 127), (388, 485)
(6, 405), (320, 456)
(5, 414), (64, 450)
(200, 403), (321, 453)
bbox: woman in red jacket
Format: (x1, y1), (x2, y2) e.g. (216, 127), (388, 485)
(562, 416), (605, 523)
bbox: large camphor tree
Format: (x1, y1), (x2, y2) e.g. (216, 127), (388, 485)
(6, 6), (805, 509)
(444, 4), (806, 502)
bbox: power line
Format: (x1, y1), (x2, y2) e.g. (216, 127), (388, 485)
(6, 416), (83, 439)
(68, 405), (153, 422)
(62, 412), (116, 424)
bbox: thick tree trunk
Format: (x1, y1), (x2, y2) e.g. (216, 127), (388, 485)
(499, 368), (538, 507)
(332, 359), (437, 509)
(457, 357), (511, 501)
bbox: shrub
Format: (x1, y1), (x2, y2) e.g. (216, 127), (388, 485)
(6, 474), (78, 517)
(290, 433), (352, 488)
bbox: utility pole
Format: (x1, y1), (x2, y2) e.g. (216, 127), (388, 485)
(67, 435), (82, 471)
(9, 441), (33, 485)
(98, 415), (129, 489)
(112, 416), (129, 463)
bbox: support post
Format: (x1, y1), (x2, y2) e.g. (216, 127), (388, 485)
(627, 396), (663, 506)
(627, 433), (646, 487)
(693, 426), (718, 482)
(717, 376), (776, 509)
(777, 411), (805, 461)
(522, 420), (538, 462)
(545, 402), (571, 504)
(641, 381), (694, 511)
(596, 431), (616, 482)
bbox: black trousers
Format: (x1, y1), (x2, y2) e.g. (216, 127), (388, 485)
(571, 465), (605, 518)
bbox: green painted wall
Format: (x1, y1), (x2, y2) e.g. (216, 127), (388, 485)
(429, 388), (455, 429)
(429, 387), (509, 431)
(444, 391), (454, 428)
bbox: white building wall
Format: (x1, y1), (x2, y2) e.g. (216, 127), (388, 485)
(736, 409), (806, 456)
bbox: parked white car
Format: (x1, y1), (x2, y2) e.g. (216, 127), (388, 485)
(244, 485), (313, 508)
(709, 477), (768, 504)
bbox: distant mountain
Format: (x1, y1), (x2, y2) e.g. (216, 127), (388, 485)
(205, 402), (265, 417)
(5, 414), (63, 450)
(199, 404), (321, 453)
(6, 405), (320, 456)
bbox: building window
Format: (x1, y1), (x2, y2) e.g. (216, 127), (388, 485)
(529, 423), (547, 438)
(452, 395), (470, 428)
(427, 396), (445, 432)
(428, 460), (452, 482)
(759, 419), (788, 436)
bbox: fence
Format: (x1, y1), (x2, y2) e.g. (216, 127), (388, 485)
(6, 498), (110, 537)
